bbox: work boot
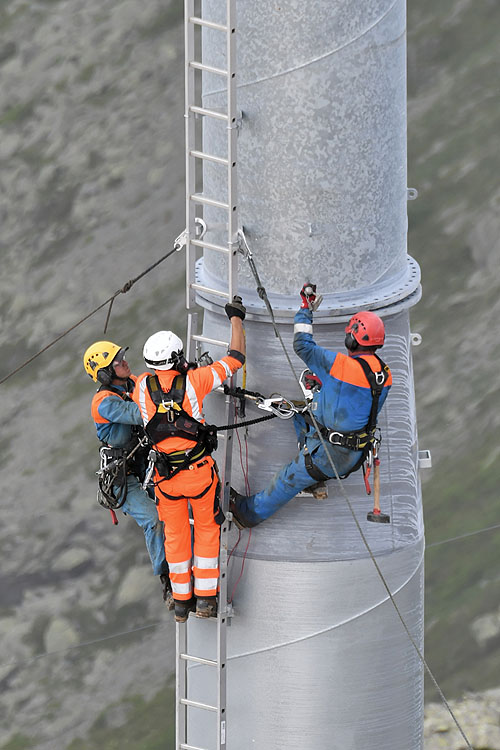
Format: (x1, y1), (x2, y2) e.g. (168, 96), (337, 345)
(174, 598), (196, 623)
(196, 597), (217, 618)
(160, 573), (175, 611)
(229, 488), (260, 529)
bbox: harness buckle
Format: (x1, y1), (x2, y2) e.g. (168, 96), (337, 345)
(374, 371), (385, 386)
(327, 431), (344, 446)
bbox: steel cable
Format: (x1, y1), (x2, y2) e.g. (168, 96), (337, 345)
(0, 242), (182, 386)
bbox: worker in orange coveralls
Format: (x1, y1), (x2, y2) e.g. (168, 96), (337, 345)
(133, 296), (246, 623)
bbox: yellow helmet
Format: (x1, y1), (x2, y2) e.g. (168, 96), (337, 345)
(83, 340), (123, 383)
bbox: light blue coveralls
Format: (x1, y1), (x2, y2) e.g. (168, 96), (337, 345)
(232, 307), (391, 526)
(92, 384), (168, 576)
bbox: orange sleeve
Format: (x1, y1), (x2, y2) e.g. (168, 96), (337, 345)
(188, 354), (243, 403)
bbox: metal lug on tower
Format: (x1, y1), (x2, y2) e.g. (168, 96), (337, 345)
(195, 217), (207, 240)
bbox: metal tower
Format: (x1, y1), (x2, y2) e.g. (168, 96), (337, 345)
(180, 1), (425, 748)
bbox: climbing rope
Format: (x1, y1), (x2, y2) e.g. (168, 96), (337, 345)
(0, 239), (184, 386)
(241, 237), (474, 750)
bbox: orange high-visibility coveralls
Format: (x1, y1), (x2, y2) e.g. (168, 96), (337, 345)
(133, 354), (243, 601)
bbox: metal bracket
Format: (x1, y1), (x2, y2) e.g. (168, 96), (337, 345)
(195, 217), (207, 240)
(418, 449), (432, 469)
(232, 109), (243, 131)
(174, 218), (207, 251)
(237, 227), (251, 258)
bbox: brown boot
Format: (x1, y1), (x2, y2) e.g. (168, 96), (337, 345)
(195, 597), (217, 618)
(160, 574), (175, 611)
(174, 598), (196, 623)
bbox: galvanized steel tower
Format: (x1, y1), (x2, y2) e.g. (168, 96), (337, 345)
(184, 1), (424, 748)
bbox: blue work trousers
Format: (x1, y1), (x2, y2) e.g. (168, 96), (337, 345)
(120, 476), (169, 576)
(237, 415), (362, 525)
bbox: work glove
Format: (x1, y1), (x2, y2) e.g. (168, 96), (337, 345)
(304, 372), (323, 391)
(300, 283), (323, 311)
(225, 295), (246, 321)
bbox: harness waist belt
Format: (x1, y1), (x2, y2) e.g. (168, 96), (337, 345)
(318, 426), (377, 451)
(155, 445), (208, 476)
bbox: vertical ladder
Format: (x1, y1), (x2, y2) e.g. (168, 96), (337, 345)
(178, 2), (238, 749)
(184, 0), (239, 361)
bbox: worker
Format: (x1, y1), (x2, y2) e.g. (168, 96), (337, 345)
(133, 296), (246, 623)
(230, 284), (392, 527)
(83, 341), (172, 608)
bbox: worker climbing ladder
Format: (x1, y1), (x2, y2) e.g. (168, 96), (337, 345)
(177, 1), (239, 749)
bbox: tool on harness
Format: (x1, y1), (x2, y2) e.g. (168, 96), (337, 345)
(96, 435), (149, 514)
(366, 454), (390, 523)
(142, 448), (158, 490)
(145, 373), (218, 480)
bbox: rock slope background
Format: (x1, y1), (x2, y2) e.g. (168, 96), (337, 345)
(0, 0), (499, 748)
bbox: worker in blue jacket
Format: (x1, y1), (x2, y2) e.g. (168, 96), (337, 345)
(84, 340), (172, 607)
(230, 285), (392, 528)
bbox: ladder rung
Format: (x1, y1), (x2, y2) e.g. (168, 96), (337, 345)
(190, 149), (229, 166)
(189, 16), (227, 32)
(180, 698), (217, 712)
(191, 238), (229, 254)
(190, 61), (228, 77)
(180, 653), (218, 667)
(190, 193), (229, 210)
(190, 283), (230, 301)
(180, 743), (209, 750)
(190, 105), (228, 122)
(191, 333), (229, 347)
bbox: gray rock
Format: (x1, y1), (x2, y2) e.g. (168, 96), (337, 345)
(115, 565), (158, 609)
(43, 617), (79, 654)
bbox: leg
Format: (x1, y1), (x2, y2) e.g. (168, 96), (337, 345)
(155, 482), (193, 603)
(233, 451), (318, 526)
(120, 476), (169, 576)
(231, 441), (362, 526)
(189, 465), (220, 601)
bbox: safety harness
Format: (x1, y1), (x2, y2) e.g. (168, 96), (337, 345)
(96, 381), (149, 517)
(144, 374), (218, 481)
(303, 354), (390, 483)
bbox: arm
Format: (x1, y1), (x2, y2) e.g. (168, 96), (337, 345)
(97, 394), (143, 426)
(228, 316), (245, 359)
(293, 287), (336, 380)
(191, 297), (247, 399)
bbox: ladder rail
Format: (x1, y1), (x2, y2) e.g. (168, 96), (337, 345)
(179, 2), (238, 748)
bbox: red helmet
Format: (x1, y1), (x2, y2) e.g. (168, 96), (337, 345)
(345, 311), (385, 348)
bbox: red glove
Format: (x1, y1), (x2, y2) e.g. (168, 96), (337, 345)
(300, 283), (317, 309)
(304, 372), (322, 391)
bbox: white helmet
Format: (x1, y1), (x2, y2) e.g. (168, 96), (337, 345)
(143, 331), (184, 370)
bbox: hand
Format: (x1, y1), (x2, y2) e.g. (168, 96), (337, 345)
(300, 283), (323, 312)
(225, 295), (246, 321)
(300, 283), (316, 309)
(304, 372), (322, 391)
